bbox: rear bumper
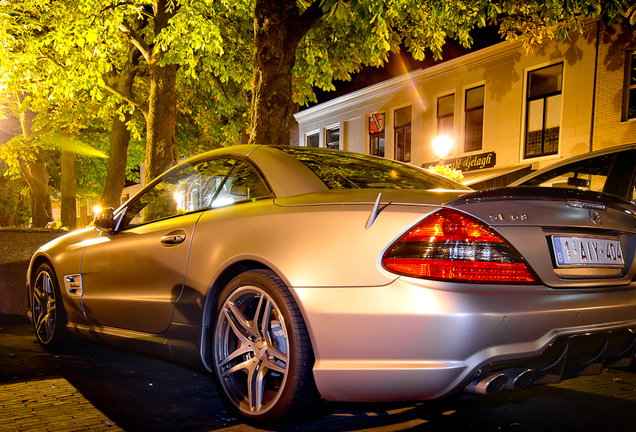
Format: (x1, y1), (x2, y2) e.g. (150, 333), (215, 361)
(291, 278), (636, 402)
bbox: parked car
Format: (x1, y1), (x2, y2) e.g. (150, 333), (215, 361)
(510, 144), (636, 201)
(28, 145), (636, 427)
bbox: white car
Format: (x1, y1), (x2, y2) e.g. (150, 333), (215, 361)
(28, 145), (636, 427)
(510, 144), (636, 201)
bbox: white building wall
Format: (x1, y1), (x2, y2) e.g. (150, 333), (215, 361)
(294, 22), (599, 174)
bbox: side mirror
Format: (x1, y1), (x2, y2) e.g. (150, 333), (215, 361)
(94, 207), (116, 234)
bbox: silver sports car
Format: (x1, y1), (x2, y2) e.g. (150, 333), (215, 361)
(27, 145), (636, 426)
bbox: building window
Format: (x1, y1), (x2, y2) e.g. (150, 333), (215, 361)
(306, 132), (319, 147)
(625, 51), (636, 120)
(525, 63), (563, 158)
(437, 94), (455, 141)
(325, 127), (340, 149)
(394, 106), (411, 162)
(437, 94), (455, 157)
(369, 113), (385, 157)
(464, 86), (484, 153)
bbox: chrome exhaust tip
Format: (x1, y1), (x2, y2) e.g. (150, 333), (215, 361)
(504, 368), (535, 390)
(464, 372), (508, 395)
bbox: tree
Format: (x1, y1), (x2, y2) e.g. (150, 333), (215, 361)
(250, 0), (636, 146)
(0, 1), (113, 227)
(60, 134), (77, 230)
(2, 0), (252, 226)
(0, 1), (55, 227)
(0, 114), (30, 227)
(118, 0), (181, 184)
(249, 0), (323, 146)
(4, 0), (634, 229)
(101, 44), (142, 208)
(91, 0), (253, 185)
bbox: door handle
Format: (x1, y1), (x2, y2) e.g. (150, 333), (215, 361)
(161, 233), (186, 245)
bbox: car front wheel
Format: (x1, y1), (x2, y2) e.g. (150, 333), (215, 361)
(212, 269), (322, 427)
(31, 263), (68, 349)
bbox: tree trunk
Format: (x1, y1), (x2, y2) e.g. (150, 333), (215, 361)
(61, 136), (77, 230)
(249, 0), (324, 146)
(141, 0), (180, 185)
(17, 101), (52, 227)
(19, 154), (52, 227)
(101, 48), (141, 208)
(144, 61), (179, 184)
(102, 113), (132, 208)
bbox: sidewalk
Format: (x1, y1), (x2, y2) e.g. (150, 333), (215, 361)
(0, 315), (122, 431)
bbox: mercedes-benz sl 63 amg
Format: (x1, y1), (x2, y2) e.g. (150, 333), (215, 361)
(27, 145), (636, 426)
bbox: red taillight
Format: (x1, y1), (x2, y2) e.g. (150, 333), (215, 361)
(383, 208), (537, 283)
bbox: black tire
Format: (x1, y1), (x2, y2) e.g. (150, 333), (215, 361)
(212, 269), (324, 427)
(31, 263), (69, 350)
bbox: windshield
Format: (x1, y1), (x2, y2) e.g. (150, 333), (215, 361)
(279, 147), (468, 191)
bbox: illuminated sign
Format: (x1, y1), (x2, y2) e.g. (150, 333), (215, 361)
(445, 151), (496, 171)
(424, 151), (497, 172)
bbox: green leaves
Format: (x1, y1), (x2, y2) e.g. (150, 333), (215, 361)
(328, 0), (351, 21)
(292, 0), (635, 106)
(2, 0), (635, 201)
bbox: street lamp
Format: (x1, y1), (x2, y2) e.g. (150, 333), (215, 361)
(432, 136), (453, 165)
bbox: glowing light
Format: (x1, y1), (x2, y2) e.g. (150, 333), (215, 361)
(394, 53), (426, 110)
(93, 205), (102, 215)
(174, 191), (185, 211)
(75, 142), (108, 158)
(432, 136), (453, 160)
(212, 197), (234, 208)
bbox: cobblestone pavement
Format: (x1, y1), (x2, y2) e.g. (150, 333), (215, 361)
(2, 314), (636, 432)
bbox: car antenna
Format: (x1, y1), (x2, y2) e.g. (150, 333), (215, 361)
(365, 192), (383, 230)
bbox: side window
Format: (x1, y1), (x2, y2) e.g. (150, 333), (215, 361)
(522, 153), (617, 192)
(120, 158), (270, 229)
(211, 160), (271, 208)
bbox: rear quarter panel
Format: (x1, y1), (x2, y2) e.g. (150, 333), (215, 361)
(176, 198), (443, 325)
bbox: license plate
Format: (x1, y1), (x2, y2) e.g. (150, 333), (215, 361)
(552, 236), (624, 267)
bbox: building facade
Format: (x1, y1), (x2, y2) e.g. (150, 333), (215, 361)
(294, 21), (636, 188)
(593, 21), (636, 149)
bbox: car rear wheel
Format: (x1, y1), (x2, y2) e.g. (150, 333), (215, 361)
(212, 269), (322, 427)
(31, 263), (68, 349)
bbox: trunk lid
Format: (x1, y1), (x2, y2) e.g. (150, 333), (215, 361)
(447, 187), (636, 288)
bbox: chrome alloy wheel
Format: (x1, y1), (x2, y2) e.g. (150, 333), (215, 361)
(32, 267), (57, 345)
(214, 285), (289, 415)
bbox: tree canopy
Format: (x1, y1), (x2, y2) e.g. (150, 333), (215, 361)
(1, 0), (635, 226)
(252, 0), (635, 145)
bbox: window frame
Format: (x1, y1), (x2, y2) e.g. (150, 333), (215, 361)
(436, 93), (455, 156)
(305, 131), (320, 148)
(325, 126), (340, 150)
(393, 105), (412, 163)
(463, 85), (485, 153)
(369, 113), (385, 157)
(116, 156), (273, 231)
(523, 62), (564, 159)
(624, 50), (636, 121)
